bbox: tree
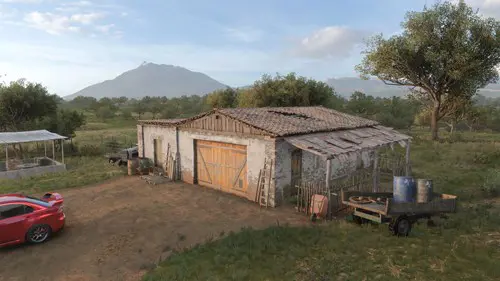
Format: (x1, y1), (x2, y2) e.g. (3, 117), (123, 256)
(206, 88), (238, 108)
(237, 73), (339, 107)
(42, 109), (86, 139)
(357, 0), (500, 140)
(95, 106), (115, 120)
(0, 79), (58, 131)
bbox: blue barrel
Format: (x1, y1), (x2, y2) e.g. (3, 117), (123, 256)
(393, 176), (416, 203)
(416, 179), (433, 203)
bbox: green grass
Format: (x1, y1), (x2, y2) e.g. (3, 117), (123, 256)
(144, 205), (500, 281)
(144, 130), (500, 281)
(0, 156), (126, 194)
(74, 127), (137, 147)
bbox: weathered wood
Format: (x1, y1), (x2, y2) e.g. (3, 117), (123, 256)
(405, 140), (411, 176)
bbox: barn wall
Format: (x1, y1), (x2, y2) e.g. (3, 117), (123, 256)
(177, 129), (275, 204)
(140, 125), (177, 169)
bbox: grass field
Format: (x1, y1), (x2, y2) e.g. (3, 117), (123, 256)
(0, 156), (127, 194)
(2, 121), (500, 280)
(143, 130), (500, 281)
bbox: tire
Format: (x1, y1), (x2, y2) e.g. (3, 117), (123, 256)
(389, 216), (412, 237)
(26, 224), (52, 244)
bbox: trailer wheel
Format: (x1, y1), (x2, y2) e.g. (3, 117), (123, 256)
(389, 216), (412, 237)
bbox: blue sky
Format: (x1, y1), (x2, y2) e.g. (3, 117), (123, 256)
(0, 0), (498, 96)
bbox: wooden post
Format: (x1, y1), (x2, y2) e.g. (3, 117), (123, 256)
(405, 140), (411, 176)
(325, 158), (332, 219)
(61, 139), (65, 164)
(44, 142), (47, 157)
(372, 150), (379, 192)
(5, 144), (8, 171)
(52, 140), (55, 161)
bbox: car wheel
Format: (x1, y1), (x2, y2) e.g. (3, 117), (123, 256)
(26, 224), (52, 244)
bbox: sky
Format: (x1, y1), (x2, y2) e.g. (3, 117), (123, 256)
(0, 0), (499, 96)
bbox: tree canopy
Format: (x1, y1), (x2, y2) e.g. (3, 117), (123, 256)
(237, 73), (341, 108)
(357, 0), (500, 140)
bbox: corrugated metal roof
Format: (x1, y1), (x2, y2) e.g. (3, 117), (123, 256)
(285, 125), (410, 159)
(0, 130), (66, 145)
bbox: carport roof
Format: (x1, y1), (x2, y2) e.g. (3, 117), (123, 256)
(0, 130), (66, 145)
(285, 125), (410, 160)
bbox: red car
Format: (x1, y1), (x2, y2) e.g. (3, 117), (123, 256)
(0, 192), (65, 247)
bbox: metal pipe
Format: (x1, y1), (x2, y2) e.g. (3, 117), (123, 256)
(405, 140), (411, 176)
(61, 139), (65, 164)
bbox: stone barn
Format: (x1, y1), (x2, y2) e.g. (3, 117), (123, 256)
(137, 106), (411, 207)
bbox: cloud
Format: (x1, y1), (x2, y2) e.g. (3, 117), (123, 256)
(225, 27), (262, 43)
(24, 12), (80, 34)
(291, 26), (370, 59)
(95, 23), (113, 33)
(1, 0), (43, 3)
(459, 0), (500, 18)
(70, 12), (103, 24)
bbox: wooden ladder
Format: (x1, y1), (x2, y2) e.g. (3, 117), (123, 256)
(256, 158), (273, 208)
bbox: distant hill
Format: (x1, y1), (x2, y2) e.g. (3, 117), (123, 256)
(64, 63), (229, 100)
(326, 77), (500, 98)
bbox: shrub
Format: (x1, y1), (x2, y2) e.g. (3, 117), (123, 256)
(78, 144), (103, 156)
(480, 169), (500, 198)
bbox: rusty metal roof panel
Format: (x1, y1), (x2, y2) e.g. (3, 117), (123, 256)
(0, 130), (66, 145)
(285, 126), (410, 159)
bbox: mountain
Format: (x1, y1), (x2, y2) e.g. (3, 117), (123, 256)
(326, 77), (500, 98)
(64, 63), (229, 100)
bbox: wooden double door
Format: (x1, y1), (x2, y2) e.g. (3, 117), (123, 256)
(195, 140), (248, 195)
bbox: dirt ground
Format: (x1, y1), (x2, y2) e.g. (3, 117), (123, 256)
(0, 177), (307, 281)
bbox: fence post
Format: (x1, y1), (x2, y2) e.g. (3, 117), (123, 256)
(372, 150), (379, 192)
(326, 159), (332, 220)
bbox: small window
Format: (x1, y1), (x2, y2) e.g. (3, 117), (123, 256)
(0, 204), (27, 220)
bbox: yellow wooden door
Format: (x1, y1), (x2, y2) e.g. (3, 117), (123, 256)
(196, 140), (248, 195)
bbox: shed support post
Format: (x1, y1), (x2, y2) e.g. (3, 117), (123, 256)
(405, 140), (411, 176)
(5, 144), (8, 171)
(52, 140), (55, 161)
(61, 139), (65, 164)
(372, 150), (379, 192)
(326, 159), (332, 220)
(44, 142), (47, 157)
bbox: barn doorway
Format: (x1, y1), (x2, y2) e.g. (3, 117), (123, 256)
(195, 140), (248, 196)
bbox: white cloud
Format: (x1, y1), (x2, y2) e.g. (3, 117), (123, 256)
(95, 23), (113, 33)
(24, 12), (80, 34)
(225, 27), (262, 43)
(463, 0), (500, 18)
(292, 26), (370, 59)
(1, 0), (43, 3)
(70, 12), (102, 24)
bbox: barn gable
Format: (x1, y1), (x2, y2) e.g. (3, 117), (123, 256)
(179, 111), (273, 137)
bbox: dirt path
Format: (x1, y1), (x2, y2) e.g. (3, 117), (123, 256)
(0, 177), (307, 281)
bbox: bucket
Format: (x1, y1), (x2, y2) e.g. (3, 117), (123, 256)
(393, 176), (416, 203)
(416, 179), (433, 203)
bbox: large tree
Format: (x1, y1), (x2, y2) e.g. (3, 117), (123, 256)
(357, 0), (500, 140)
(0, 79), (58, 131)
(237, 73), (340, 108)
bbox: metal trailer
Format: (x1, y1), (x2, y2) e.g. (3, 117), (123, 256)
(341, 190), (457, 236)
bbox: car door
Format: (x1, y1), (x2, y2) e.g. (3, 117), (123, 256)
(0, 204), (34, 244)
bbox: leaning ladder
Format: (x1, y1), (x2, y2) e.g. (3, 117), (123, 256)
(256, 158), (273, 208)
